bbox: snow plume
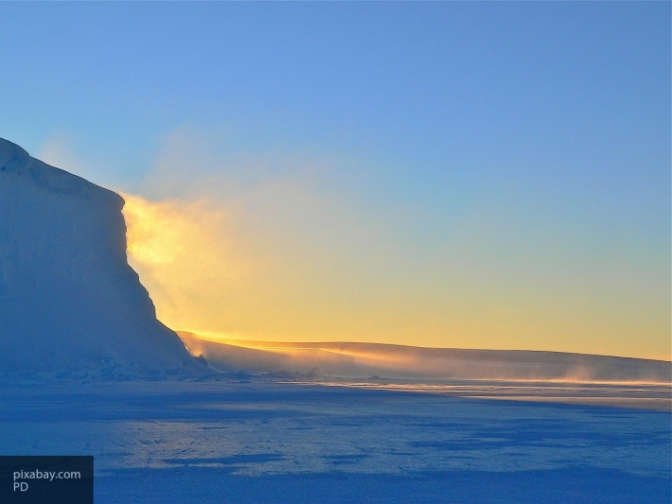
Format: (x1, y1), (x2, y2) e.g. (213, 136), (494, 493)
(120, 126), (372, 343)
(121, 193), (254, 333)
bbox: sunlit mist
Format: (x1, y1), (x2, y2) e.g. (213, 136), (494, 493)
(122, 193), (254, 331)
(115, 129), (670, 361)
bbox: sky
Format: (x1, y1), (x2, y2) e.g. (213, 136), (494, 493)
(1, 2), (669, 359)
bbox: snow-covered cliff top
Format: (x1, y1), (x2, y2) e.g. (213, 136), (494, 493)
(0, 137), (123, 207)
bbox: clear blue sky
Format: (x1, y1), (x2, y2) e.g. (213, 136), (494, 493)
(1, 2), (669, 357)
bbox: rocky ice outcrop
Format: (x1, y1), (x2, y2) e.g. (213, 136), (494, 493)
(0, 138), (202, 379)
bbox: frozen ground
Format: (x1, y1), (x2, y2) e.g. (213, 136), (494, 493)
(1, 379), (669, 503)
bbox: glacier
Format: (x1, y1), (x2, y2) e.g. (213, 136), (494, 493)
(0, 137), (669, 503)
(0, 138), (201, 379)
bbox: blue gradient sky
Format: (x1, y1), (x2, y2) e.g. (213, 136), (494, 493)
(1, 3), (669, 358)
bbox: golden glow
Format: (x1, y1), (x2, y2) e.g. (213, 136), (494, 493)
(124, 194), (182, 265)
(122, 194), (254, 331)
(122, 192), (670, 361)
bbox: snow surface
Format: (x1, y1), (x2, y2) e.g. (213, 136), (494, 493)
(0, 380), (669, 503)
(0, 138), (200, 378)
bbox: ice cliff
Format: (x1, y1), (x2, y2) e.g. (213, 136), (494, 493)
(0, 138), (202, 379)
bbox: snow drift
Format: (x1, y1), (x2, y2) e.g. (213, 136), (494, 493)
(179, 332), (672, 383)
(0, 138), (201, 379)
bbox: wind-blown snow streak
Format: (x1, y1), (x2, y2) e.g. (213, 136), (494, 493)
(179, 332), (671, 383)
(180, 332), (671, 409)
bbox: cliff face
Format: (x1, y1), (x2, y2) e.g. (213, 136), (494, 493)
(0, 138), (199, 377)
